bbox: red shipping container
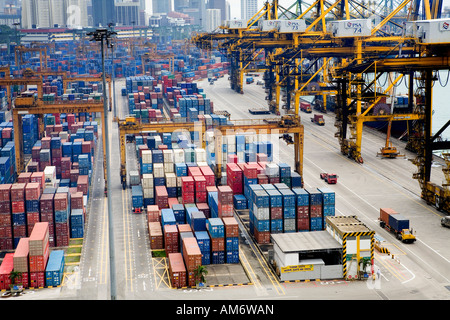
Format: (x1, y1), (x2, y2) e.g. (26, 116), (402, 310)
(155, 186), (169, 209)
(25, 183), (41, 200)
(39, 193), (54, 213)
(52, 149), (62, 158)
(29, 271), (45, 288)
(297, 205), (309, 218)
(70, 169), (79, 183)
(27, 212), (40, 233)
(269, 177), (280, 184)
(54, 193), (68, 211)
(222, 217), (239, 238)
(168, 253), (186, 288)
(82, 142), (91, 154)
(0, 184), (11, 201)
(210, 237), (225, 252)
(164, 224), (179, 254)
(196, 191), (207, 204)
(310, 205), (322, 218)
(193, 175), (206, 192)
(13, 224), (27, 238)
(18, 172), (32, 183)
(270, 207), (283, 220)
(29, 242), (49, 272)
(10, 183), (26, 202)
(254, 229), (270, 244)
(0, 225), (12, 238)
(297, 217), (310, 231)
(12, 201), (25, 214)
(77, 175), (89, 195)
(147, 205), (160, 222)
(243, 163), (258, 179)
(217, 186), (233, 204)
(218, 203), (234, 218)
(182, 192), (195, 204)
(61, 157), (71, 170)
(181, 176), (194, 193)
(227, 154), (238, 163)
(0, 201), (11, 214)
(257, 174), (269, 184)
(29, 222), (49, 256)
(0, 237), (13, 250)
(188, 166), (202, 177)
(0, 253), (14, 290)
(199, 166), (215, 186)
(71, 192), (84, 210)
(206, 186), (218, 193)
(30, 172), (45, 191)
(182, 237), (202, 271)
(168, 197), (179, 209)
(148, 222), (163, 250)
(0, 212), (10, 225)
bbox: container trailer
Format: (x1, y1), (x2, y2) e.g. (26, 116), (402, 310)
(311, 114), (325, 125)
(320, 172), (338, 184)
(379, 208), (416, 243)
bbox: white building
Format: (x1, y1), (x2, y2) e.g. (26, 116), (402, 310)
(241, 0), (258, 21)
(206, 8), (221, 32)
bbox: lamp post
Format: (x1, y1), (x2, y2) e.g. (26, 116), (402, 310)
(108, 23), (117, 119)
(87, 28), (117, 300)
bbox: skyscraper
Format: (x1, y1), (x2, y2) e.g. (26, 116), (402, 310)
(92, 0), (115, 27)
(207, 0), (226, 22)
(205, 8), (220, 32)
(152, 0), (172, 14)
(241, 0), (257, 21)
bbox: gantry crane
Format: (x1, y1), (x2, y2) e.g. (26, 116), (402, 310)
(117, 114), (304, 189)
(14, 45), (48, 70)
(62, 74), (112, 111)
(141, 52), (175, 75)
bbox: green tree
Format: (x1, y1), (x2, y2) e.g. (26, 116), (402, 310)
(194, 265), (208, 288)
(9, 271), (23, 288)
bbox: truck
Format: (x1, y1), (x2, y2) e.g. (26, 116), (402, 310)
(131, 185), (144, 214)
(320, 173), (338, 184)
(379, 208), (416, 243)
(246, 77), (254, 84)
(311, 114), (325, 125)
(300, 101), (312, 113)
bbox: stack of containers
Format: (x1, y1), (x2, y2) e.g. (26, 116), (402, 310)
(172, 203), (185, 224)
(223, 217), (239, 264)
(226, 163), (243, 195)
(25, 183), (41, 235)
(54, 191), (70, 247)
(318, 187), (336, 222)
(293, 188), (310, 232)
(306, 188), (323, 231)
(39, 193), (55, 246)
(182, 237), (202, 286)
(206, 217), (224, 264)
(193, 174), (207, 204)
(45, 250), (65, 287)
(0, 184), (13, 250)
(50, 137), (62, 178)
(148, 222), (163, 250)
(168, 252), (186, 288)
(29, 222), (49, 288)
(194, 231), (211, 265)
(243, 163), (258, 189)
(11, 183), (27, 246)
(265, 163), (279, 184)
(278, 163), (291, 187)
(279, 187), (296, 233)
(142, 174), (154, 206)
(155, 186), (168, 209)
(164, 224), (179, 254)
(70, 208), (84, 238)
(265, 186), (283, 234)
(13, 237), (29, 288)
(0, 253), (14, 290)
(141, 150), (153, 175)
(181, 176), (194, 204)
(251, 188), (270, 244)
(233, 194), (247, 210)
(217, 186), (233, 218)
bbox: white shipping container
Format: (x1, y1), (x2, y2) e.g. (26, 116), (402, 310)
(141, 173), (154, 189)
(44, 166), (56, 183)
(227, 144), (236, 153)
(197, 161), (208, 168)
(143, 188), (154, 199)
(265, 163), (279, 177)
(258, 19), (281, 31)
(195, 149), (207, 162)
(164, 162), (174, 173)
(165, 173), (177, 188)
(176, 176), (183, 187)
(153, 163), (165, 178)
(142, 150), (152, 163)
(173, 149), (185, 163)
(278, 19), (307, 33)
(129, 171), (140, 185)
(163, 150), (174, 163)
(253, 203), (270, 220)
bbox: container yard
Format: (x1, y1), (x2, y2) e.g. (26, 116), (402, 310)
(0, 0), (449, 305)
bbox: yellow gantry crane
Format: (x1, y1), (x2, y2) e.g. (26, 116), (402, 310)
(117, 114), (304, 189)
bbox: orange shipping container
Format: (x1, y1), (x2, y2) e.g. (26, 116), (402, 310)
(168, 253), (186, 288)
(182, 237), (202, 271)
